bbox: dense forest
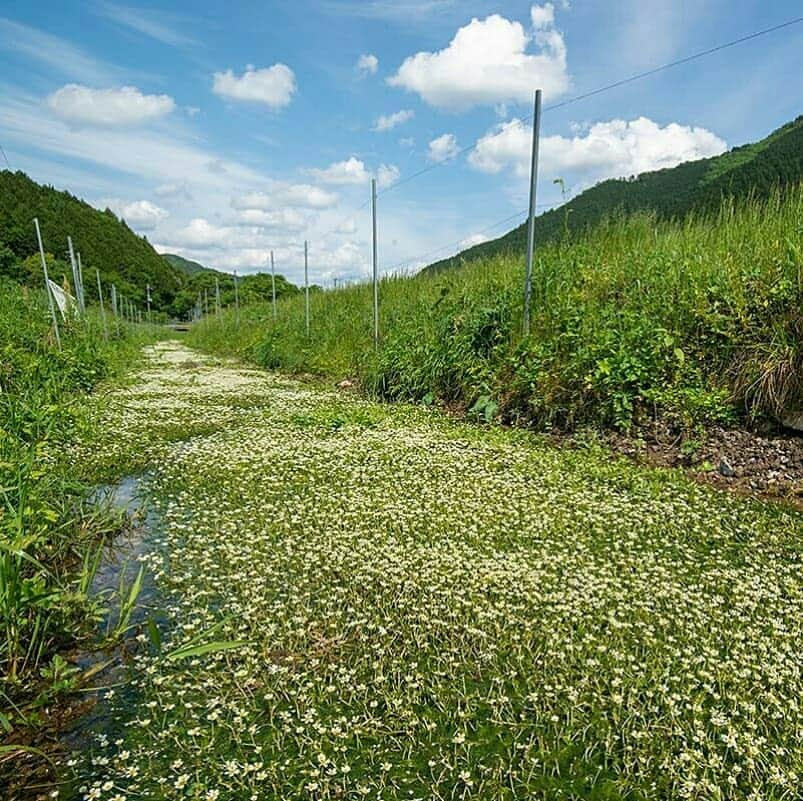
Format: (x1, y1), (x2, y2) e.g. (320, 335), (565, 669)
(425, 115), (803, 273)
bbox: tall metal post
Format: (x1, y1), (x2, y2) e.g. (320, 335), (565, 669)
(111, 284), (120, 335)
(270, 250), (277, 320)
(96, 269), (108, 341)
(146, 283), (152, 323)
(34, 218), (61, 349)
(67, 236), (80, 314)
(523, 88), (542, 338)
(304, 240), (310, 338)
(371, 178), (379, 350)
(204, 288), (209, 317)
(76, 252), (86, 314)
(215, 277), (221, 316)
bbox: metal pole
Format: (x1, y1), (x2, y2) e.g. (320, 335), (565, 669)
(523, 88), (542, 338)
(304, 240), (310, 338)
(270, 250), (277, 320)
(215, 277), (221, 316)
(67, 236), (80, 315)
(96, 269), (108, 341)
(111, 284), (120, 335)
(146, 283), (152, 323)
(34, 218), (61, 349)
(204, 288), (209, 317)
(371, 177), (379, 350)
(76, 252), (86, 314)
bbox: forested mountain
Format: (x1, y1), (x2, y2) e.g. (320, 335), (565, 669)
(425, 115), (803, 273)
(162, 253), (219, 276)
(0, 170), (181, 309)
(0, 171), (300, 317)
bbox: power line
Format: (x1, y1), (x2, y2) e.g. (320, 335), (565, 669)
(377, 14), (803, 200)
(383, 200), (567, 274)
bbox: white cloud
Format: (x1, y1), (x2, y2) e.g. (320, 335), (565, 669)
(308, 157), (369, 185)
(308, 157), (400, 188)
(377, 164), (400, 189)
(232, 184), (338, 211)
(357, 53), (379, 75)
(105, 198), (169, 229)
(373, 109), (414, 132)
(469, 117), (727, 184)
(232, 208), (307, 231)
(212, 64), (296, 108)
(172, 218), (228, 248)
(428, 133), (460, 162)
(388, 5), (569, 110)
(47, 84), (175, 127)
(459, 233), (490, 249)
(154, 182), (192, 201)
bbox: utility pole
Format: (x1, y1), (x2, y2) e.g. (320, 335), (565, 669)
(304, 240), (310, 338)
(270, 250), (277, 320)
(96, 269), (108, 341)
(371, 177), (379, 350)
(34, 218), (61, 349)
(523, 88), (542, 338)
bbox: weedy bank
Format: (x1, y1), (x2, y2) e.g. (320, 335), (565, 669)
(189, 188), (803, 433)
(0, 280), (160, 741)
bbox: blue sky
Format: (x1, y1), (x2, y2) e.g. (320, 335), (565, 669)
(1, 1), (801, 284)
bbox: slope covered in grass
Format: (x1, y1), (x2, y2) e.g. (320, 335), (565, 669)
(426, 116), (803, 274)
(188, 188), (803, 432)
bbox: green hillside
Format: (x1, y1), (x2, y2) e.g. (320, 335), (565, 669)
(0, 170), (182, 310)
(162, 252), (221, 276)
(425, 115), (803, 273)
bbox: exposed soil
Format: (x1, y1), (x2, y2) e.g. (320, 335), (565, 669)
(590, 423), (803, 509)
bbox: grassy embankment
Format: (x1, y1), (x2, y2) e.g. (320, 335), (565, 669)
(189, 189), (803, 433)
(0, 280), (160, 735)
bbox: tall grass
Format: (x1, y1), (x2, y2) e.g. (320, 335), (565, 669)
(0, 280), (158, 704)
(190, 188), (803, 431)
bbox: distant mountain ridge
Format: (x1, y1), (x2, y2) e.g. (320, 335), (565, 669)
(424, 115), (803, 273)
(162, 253), (228, 277)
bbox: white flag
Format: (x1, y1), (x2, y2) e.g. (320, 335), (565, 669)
(48, 279), (76, 320)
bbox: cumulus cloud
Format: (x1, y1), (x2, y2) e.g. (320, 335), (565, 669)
(46, 84), (175, 126)
(232, 184), (338, 210)
(307, 157), (400, 188)
(377, 164), (400, 188)
(373, 109), (414, 132)
(459, 233), (490, 249)
(110, 199), (169, 229)
(427, 133), (460, 162)
(357, 53), (379, 75)
(469, 117), (727, 184)
(212, 64), (296, 108)
(171, 218), (228, 248)
(388, 4), (569, 110)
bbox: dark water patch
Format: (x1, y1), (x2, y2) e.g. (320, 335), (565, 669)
(60, 474), (168, 754)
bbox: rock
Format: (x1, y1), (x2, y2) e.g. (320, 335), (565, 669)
(338, 378), (355, 389)
(718, 458), (736, 478)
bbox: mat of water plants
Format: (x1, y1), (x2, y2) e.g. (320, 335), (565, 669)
(67, 342), (802, 801)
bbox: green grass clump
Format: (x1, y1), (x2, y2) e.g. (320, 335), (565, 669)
(0, 280), (160, 703)
(189, 188), (803, 432)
